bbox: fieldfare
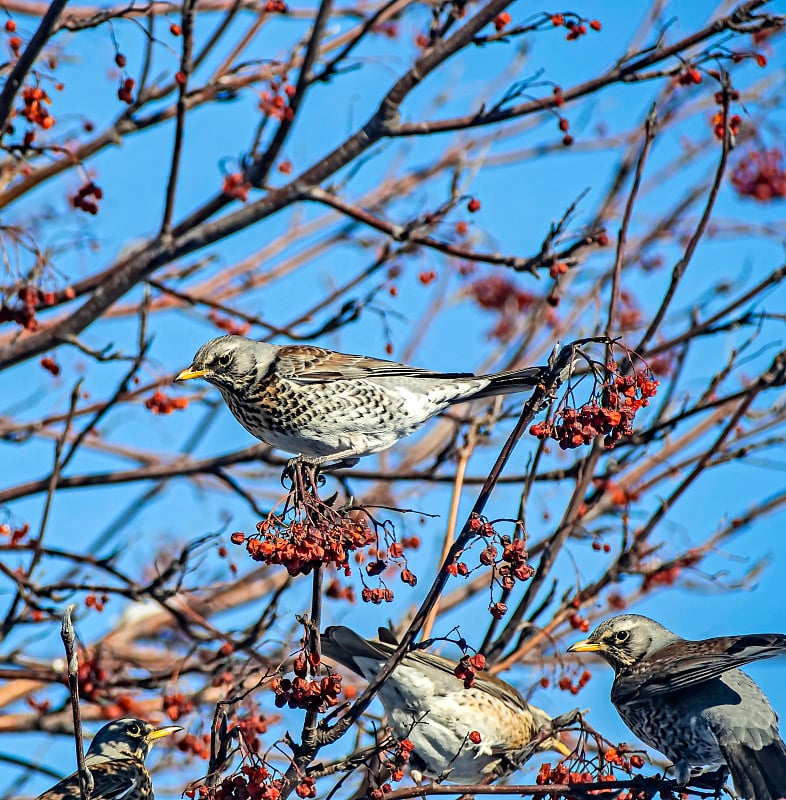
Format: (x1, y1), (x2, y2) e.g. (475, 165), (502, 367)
(176, 335), (557, 467)
(568, 613), (786, 800)
(322, 625), (569, 783)
(37, 717), (181, 800)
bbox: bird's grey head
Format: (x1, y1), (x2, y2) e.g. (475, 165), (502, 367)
(85, 718), (181, 764)
(568, 614), (681, 670)
(175, 336), (275, 393)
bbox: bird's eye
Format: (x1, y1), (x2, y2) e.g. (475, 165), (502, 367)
(615, 630), (630, 642)
(127, 722), (141, 736)
(217, 353), (232, 367)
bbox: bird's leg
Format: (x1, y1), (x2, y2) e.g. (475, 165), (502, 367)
(688, 766), (730, 798)
(670, 759), (692, 787)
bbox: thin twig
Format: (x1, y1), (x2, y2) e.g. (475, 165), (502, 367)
(61, 605), (93, 800)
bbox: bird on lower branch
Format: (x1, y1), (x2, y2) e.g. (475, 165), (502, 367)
(568, 613), (786, 800)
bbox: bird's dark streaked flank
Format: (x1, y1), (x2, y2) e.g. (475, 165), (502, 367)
(176, 335), (554, 467)
(37, 718), (181, 800)
(568, 614), (786, 800)
(322, 626), (569, 783)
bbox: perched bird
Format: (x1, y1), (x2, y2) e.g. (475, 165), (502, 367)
(176, 335), (555, 467)
(37, 718), (181, 800)
(568, 614), (786, 800)
(322, 625), (569, 783)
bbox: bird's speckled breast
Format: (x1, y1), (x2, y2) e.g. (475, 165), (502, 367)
(220, 375), (440, 457)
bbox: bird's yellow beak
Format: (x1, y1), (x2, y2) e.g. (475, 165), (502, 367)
(175, 367), (206, 381)
(567, 639), (602, 653)
(547, 737), (573, 757)
(146, 725), (182, 743)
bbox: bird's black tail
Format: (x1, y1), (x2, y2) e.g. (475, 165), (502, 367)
(321, 626), (392, 676)
(721, 738), (786, 800)
(468, 366), (546, 400)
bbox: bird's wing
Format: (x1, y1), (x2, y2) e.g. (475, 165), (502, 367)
(273, 346), (473, 383)
(404, 648), (530, 713)
(37, 762), (145, 800)
(612, 634), (786, 704)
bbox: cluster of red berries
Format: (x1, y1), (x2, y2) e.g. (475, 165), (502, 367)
(177, 732), (211, 759)
(325, 578), (355, 602)
(361, 586), (394, 604)
(271, 672), (342, 712)
(710, 87), (741, 141)
(101, 693), (144, 719)
(85, 593), (109, 611)
(453, 653), (486, 689)
(731, 149), (786, 202)
(468, 514), (537, 618)
(20, 85), (54, 130)
(550, 14), (601, 40)
(537, 762), (620, 787)
(145, 390), (189, 414)
(468, 274), (536, 313)
(531, 368), (658, 450)
(71, 181), (103, 215)
(222, 173), (252, 202)
(556, 669), (591, 695)
(259, 79), (296, 122)
(711, 110), (742, 141)
(72, 656), (109, 702)
(163, 691), (196, 721)
(118, 76), (135, 104)
(367, 738), (416, 797)
(1, 285), (50, 330)
(208, 310), (251, 336)
(677, 66), (703, 86)
(264, 0), (287, 11)
(236, 510), (375, 577)
(236, 713), (276, 753)
(603, 746), (645, 773)
(465, 274), (546, 341)
(642, 551), (703, 591)
(196, 765), (286, 800)
(294, 778), (315, 799)
(1, 521), (29, 546)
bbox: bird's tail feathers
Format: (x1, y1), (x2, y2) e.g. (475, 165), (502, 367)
(468, 366), (546, 400)
(721, 738), (786, 800)
(321, 626), (391, 676)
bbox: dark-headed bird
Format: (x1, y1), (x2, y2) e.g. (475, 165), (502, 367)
(36, 718), (180, 800)
(568, 613), (786, 800)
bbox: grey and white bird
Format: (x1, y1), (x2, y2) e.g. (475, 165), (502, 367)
(176, 335), (554, 467)
(37, 718), (181, 800)
(568, 613), (786, 800)
(322, 626), (569, 784)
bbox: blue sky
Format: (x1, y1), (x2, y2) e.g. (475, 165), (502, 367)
(2, 0), (786, 795)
